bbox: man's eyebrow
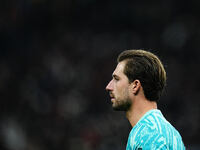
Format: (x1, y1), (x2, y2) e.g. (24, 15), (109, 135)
(112, 74), (119, 78)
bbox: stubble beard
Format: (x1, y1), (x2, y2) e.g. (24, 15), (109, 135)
(112, 97), (132, 111)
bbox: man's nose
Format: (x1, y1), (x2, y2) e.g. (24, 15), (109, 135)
(106, 80), (113, 91)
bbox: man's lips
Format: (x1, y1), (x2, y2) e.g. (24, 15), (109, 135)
(109, 94), (114, 98)
(109, 92), (115, 102)
(109, 94), (115, 101)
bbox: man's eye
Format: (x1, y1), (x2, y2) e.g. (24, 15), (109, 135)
(114, 77), (119, 81)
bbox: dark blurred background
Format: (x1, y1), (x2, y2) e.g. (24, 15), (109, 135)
(0, 0), (200, 150)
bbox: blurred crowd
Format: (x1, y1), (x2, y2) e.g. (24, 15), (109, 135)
(0, 0), (200, 150)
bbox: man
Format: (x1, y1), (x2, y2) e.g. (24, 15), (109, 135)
(106, 50), (185, 150)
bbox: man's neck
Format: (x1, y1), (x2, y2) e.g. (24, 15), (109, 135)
(126, 99), (157, 127)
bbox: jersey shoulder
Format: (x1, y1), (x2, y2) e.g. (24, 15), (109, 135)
(127, 123), (168, 150)
(126, 110), (186, 150)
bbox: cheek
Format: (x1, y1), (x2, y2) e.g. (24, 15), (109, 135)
(123, 87), (130, 97)
(114, 81), (129, 96)
(118, 85), (129, 97)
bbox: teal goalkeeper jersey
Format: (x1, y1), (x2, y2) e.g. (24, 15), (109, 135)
(126, 109), (185, 150)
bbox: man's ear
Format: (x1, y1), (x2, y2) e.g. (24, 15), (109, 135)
(131, 79), (141, 95)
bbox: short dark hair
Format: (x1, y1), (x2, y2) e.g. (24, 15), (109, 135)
(117, 49), (166, 102)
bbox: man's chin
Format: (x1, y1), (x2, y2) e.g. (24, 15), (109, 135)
(113, 107), (124, 111)
(112, 105), (127, 111)
(112, 103), (131, 111)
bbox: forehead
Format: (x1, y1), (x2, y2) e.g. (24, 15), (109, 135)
(113, 61), (126, 76)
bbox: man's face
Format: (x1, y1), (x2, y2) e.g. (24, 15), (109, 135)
(106, 61), (132, 111)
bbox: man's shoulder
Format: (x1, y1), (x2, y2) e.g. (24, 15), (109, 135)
(129, 123), (165, 142)
(127, 126), (168, 150)
(139, 109), (178, 136)
(128, 127), (185, 150)
(127, 110), (185, 150)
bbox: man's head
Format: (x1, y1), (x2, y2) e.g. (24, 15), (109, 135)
(106, 49), (166, 111)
